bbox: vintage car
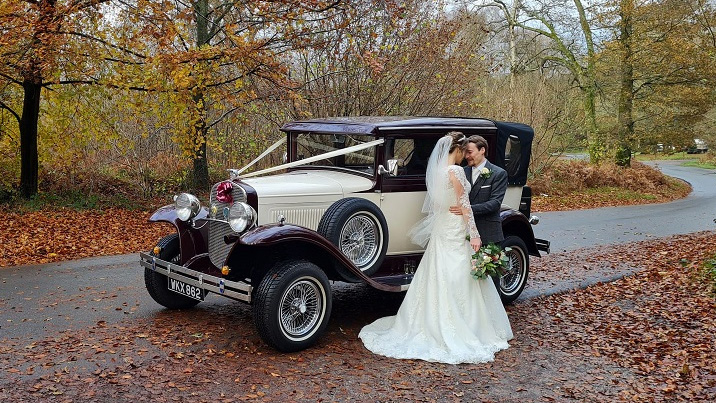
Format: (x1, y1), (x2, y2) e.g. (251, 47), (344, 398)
(139, 116), (549, 352)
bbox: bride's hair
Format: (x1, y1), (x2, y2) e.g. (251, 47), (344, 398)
(410, 131), (467, 247)
(446, 131), (468, 153)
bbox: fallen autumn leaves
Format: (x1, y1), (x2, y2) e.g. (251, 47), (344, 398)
(523, 232), (716, 401)
(1, 208), (170, 268)
(1, 231), (714, 401)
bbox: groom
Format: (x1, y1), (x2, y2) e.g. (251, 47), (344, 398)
(450, 135), (508, 245)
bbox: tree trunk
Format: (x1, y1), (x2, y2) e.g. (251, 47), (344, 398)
(615, 0), (634, 167)
(189, 0), (210, 190)
(508, 0), (519, 91)
(18, 0), (56, 198)
(572, 0), (601, 163)
(191, 91), (210, 190)
(584, 82), (603, 163)
(19, 76), (42, 198)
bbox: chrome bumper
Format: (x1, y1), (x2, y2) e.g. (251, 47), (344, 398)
(139, 252), (252, 303)
(535, 238), (550, 254)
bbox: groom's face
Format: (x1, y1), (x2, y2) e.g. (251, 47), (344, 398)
(464, 142), (485, 167)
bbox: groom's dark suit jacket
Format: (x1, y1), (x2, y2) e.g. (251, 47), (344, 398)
(464, 161), (508, 244)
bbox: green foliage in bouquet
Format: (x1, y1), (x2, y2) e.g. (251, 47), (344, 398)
(470, 243), (511, 280)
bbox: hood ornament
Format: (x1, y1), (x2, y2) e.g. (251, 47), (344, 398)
(228, 169), (241, 180)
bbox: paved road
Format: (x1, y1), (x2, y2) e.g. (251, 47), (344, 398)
(2, 160), (714, 341)
(533, 160), (716, 252)
(1, 254), (183, 339)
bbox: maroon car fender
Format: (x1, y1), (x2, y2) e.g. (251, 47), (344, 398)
(233, 224), (396, 291)
(500, 209), (540, 257)
(148, 204), (210, 264)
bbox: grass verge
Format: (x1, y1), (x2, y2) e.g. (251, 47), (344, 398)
(682, 159), (716, 170)
(703, 255), (716, 295)
(634, 152), (699, 161)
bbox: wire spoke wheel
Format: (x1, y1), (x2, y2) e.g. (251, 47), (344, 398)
(253, 260), (332, 352)
(279, 279), (323, 338)
(494, 235), (529, 304)
(317, 197), (389, 279)
(500, 248), (524, 294)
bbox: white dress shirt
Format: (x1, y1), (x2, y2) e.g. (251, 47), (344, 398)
(472, 160), (487, 184)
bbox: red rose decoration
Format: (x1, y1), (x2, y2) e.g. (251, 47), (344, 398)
(216, 181), (234, 203)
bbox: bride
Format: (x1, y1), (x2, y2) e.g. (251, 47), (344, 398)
(359, 131), (513, 364)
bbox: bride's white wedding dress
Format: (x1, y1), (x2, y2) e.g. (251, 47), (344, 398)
(359, 165), (513, 364)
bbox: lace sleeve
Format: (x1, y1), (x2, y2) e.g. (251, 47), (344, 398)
(448, 166), (480, 240)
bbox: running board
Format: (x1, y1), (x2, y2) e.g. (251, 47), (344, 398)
(370, 274), (414, 291)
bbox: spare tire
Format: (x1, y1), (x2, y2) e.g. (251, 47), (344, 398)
(317, 198), (388, 279)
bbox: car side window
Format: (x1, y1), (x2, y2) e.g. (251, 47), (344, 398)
(404, 138), (437, 175)
(386, 138), (438, 176)
(504, 134), (521, 178)
(389, 139), (414, 175)
(294, 133), (375, 174)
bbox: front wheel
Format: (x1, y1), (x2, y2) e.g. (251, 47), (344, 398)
(253, 260), (332, 352)
(144, 233), (202, 310)
(493, 235), (529, 304)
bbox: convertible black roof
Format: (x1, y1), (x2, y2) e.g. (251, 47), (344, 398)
(494, 121), (534, 186)
(280, 116), (497, 135)
(281, 116), (535, 186)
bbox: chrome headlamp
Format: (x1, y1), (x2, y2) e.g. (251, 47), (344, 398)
(228, 202), (256, 233)
(174, 193), (201, 221)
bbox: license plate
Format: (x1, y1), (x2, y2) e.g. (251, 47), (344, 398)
(168, 277), (204, 301)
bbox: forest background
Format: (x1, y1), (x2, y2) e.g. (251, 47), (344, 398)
(1, 0), (715, 205)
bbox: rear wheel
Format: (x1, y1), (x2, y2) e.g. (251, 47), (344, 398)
(144, 234), (201, 309)
(253, 260), (332, 352)
(493, 235), (529, 304)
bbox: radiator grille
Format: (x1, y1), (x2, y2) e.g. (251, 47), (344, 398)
(208, 182), (247, 268)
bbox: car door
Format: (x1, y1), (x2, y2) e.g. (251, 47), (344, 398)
(379, 136), (436, 255)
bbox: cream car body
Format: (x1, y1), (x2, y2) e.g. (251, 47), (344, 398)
(245, 170), (425, 255)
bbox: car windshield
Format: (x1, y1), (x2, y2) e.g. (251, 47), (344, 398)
(292, 133), (375, 174)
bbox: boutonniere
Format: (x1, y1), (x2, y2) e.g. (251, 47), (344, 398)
(479, 167), (492, 179)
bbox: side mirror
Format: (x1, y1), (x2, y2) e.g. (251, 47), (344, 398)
(378, 159), (399, 176)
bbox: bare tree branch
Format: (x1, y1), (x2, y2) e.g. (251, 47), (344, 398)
(0, 100), (21, 123)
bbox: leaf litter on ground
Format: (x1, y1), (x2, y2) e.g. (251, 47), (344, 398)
(0, 232), (713, 401)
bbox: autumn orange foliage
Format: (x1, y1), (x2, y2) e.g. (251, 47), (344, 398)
(1, 208), (171, 268)
(530, 160), (691, 211)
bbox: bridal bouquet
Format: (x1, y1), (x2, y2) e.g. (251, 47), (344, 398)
(470, 243), (511, 280)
